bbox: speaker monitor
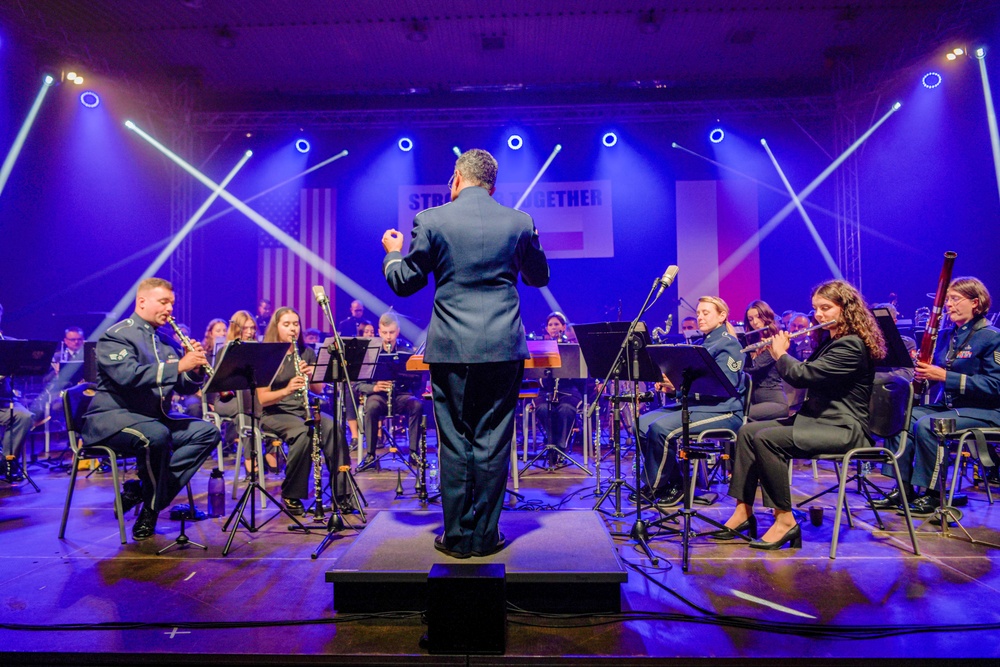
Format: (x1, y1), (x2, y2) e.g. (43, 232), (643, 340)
(426, 563), (505, 655)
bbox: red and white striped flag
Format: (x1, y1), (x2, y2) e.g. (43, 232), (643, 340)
(258, 188), (337, 331)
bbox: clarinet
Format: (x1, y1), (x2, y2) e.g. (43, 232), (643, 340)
(415, 416), (428, 501)
(309, 394), (325, 520)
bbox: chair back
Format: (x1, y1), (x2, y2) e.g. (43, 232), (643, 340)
(740, 376), (753, 426)
(63, 383), (97, 454)
(868, 376), (913, 440)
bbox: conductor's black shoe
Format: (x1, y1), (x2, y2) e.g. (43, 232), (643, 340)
(434, 535), (471, 559)
(131, 506), (158, 541)
(282, 496), (305, 516)
(627, 485), (655, 503)
(902, 494), (940, 517)
(117, 480), (143, 516)
(870, 485), (912, 510)
(472, 532), (507, 557)
(356, 454), (377, 472)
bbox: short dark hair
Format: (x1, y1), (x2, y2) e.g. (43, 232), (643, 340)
(949, 277), (992, 316)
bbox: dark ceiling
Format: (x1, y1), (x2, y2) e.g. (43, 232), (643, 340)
(1, 1), (995, 110)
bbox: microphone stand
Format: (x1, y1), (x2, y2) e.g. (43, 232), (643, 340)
(588, 273), (673, 565)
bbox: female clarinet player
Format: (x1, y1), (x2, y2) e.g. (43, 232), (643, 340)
(257, 307), (351, 514)
(715, 279), (885, 548)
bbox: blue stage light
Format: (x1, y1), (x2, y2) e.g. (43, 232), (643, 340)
(507, 134), (523, 150)
(602, 132), (618, 147)
(398, 137), (413, 152)
(79, 91), (100, 108)
(709, 128), (725, 144)
(295, 138), (310, 153)
(44, 75), (54, 86)
(922, 72), (942, 89)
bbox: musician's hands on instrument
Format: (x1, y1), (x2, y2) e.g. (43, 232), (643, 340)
(769, 331), (791, 359)
(177, 346), (209, 373)
(297, 359), (310, 375)
(654, 373), (675, 393)
(285, 375), (307, 396)
(382, 229), (404, 253)
(915, 361), (947, 383)
(374, 380), (393, 392)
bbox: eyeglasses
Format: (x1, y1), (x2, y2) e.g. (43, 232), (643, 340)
(65, 337), (84, 342)
(447, 173), (456, 190)
(944, 295), (969, 305)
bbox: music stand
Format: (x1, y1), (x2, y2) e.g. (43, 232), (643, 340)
(357, 348), (420, 477)
(521, 343), (593, 475)
(210, 341), (308, 556)
(873, 309), (916, 373)
(0, 340), (58, 492)
(576, 322), (661, 561)
(645, 344), (741, 573)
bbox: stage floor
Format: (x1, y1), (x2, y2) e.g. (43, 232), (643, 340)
(2, 437), (1000, 664)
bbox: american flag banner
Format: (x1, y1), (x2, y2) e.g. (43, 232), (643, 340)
(257, 188), (337, 331)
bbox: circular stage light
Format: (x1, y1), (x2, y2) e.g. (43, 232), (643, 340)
(922, 72), (942, 89)
(602, 132), (618, 147)
(295, 138), (311, 153)
(79, 91), (100, 108)
(398, 137), (413, 152)
(709, 128), (725, 144)
(507, 134), (523, 150)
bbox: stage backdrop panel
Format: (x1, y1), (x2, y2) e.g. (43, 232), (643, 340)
(258, 188), (337, 331)
(676, 180), (760, 321)
(398, 181), (613, 260)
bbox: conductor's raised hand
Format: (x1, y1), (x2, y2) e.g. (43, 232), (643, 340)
(382, 229), (404, 254)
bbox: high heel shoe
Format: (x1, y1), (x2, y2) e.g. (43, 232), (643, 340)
(748, 522), (802, 550)
(706, 514), (758, 541)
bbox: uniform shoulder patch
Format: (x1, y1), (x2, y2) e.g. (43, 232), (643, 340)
(994, 350), (1000, 365)
(727, 356), (742, 372)
(109, 348), (129, 362)
(107, 318), (134, 334)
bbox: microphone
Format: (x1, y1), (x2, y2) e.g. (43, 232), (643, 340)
(312, 285), (329, 305)
(655, 265), (679, 300)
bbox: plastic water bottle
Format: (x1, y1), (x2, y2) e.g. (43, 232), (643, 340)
(427, 456), (439, 493)
(207, 468), (226, 517)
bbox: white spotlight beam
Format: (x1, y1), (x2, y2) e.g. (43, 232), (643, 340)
(977, 53), (1000, 205)
(123, 121), (419, 342)
(760, 138), (843, 279)
(0, 76), (54, 198)
(89, 151), (253, 339)
(687, 103), (901, 297)
(512, 145), (567, 324)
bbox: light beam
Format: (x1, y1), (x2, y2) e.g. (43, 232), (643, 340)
(977, 52), (1000, 205)
(0, 76), (54, 198)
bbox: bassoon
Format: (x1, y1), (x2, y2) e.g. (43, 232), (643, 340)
(915, 251), (957, 394)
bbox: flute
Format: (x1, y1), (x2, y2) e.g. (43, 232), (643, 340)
(166, 316), (215, 377)
(740, 320), (836, 353)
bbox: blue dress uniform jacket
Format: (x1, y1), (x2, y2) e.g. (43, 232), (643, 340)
(688, 326), (746, 416)
(82, 315), (204, 443)
(383, 186), (549, 363)
(775, 334), (875, 453)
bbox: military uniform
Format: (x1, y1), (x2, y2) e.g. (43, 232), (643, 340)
(907, 315), (1000, 489)
(81, 315), (220, 511)
(355, 341), (424, 460)
(638, 325), (745, 495)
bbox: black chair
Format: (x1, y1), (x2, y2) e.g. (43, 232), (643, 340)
(946, 428), (1000, 506)
(58, 383), (128, 544)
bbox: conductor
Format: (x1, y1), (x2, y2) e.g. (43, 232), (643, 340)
(381, 148), (549, 558)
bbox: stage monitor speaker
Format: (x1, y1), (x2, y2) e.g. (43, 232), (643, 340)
(426, 562), (505, 655)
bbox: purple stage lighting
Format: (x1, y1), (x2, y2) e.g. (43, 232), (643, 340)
(79, 91), (100, 108)
(602, 132), (617, 147)
(295, 138), (310, 153)
(709, 128), (725, 144)
(922, 72), (942, 89)
(507, 134), (523, 150)
(398, 137), (413, 152)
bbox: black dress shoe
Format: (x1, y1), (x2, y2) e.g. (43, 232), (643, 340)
(336, 496), (358, 513)
(706, 514), (758, 541)
(434, 535), (471, 559)
(116, 480), (143, 517)
(870, 486), (912, 510)
(356, 454), (377, 472)
(627, 485), (654, 503)
(903, 494), (941, 517)
(654, 485), (685, 507)
(472, 532), (507, 557)
(131, 506), (158, 541)
(748, 522), (802, 550)
(282, 497), (305, 516)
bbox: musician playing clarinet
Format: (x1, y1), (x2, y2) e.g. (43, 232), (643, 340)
(257, 307), (352, 515)
(885, 277), (1000, 516)
(81, 278), (221, 541)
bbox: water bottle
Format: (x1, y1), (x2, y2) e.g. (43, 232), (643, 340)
(427, 456), (439, 493)
(207, 468), (226, 517)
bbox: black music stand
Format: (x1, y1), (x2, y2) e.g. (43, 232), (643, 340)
(0, 340), (58, 492)
(357, 348), (420, 477)
(211, 341), (308, 556)
(522, 343), (593, 475)
(576, 322), (661, 561)
(645, 344), (741, 573)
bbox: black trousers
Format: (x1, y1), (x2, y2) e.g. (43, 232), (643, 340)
(99, 417), (220, 512)
(431, 361), (523, 555)
(362, 392), (423, 455)
(534, 395), (579, 450)
(727, 418), (809, 512)
(260, 411), (349, 500)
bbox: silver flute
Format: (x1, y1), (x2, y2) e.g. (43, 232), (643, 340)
(740, 320), (836, 353)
